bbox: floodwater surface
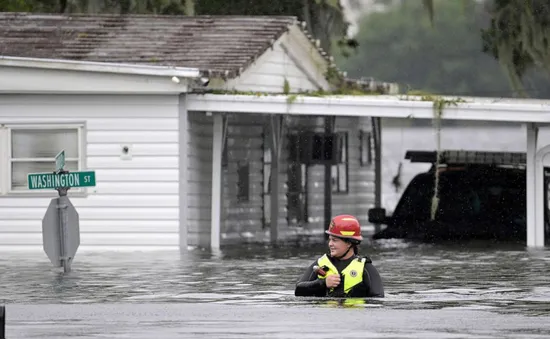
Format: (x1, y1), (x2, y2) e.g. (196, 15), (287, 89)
(1, 239), (550, 338)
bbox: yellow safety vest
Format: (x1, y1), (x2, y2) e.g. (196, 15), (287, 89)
(316, 254), (366, 295)
(323, 298), (367, 308)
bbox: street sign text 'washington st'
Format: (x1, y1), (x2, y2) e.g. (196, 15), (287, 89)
(27, 171), (96, 190)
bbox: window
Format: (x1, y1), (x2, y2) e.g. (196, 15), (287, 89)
(332, 132), (348, 193)
(360, 130), (373, 166)
(286, 131), (308, 225)
(237, 161), (250, 202)
(287, 163), (308, 225)
(1, 124), (84, 195)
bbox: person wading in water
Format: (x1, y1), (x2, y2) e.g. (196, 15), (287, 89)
(294, 214), (384, 298)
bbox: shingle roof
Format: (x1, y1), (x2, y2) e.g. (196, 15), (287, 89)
(0, 12), (298, 78)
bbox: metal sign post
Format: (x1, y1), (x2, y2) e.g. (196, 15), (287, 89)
(42, 187), (81, 273)
(28, 151), (96, 273)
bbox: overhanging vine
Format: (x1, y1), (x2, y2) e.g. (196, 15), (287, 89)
(420, 95), (464, 220)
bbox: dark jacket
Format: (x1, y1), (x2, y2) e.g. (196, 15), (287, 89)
(294, 254), (384, 298)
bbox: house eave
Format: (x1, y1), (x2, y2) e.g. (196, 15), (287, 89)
(0, 56), (201, 94)
(186, 93), (550, 123)
(0, 56), (201, 78)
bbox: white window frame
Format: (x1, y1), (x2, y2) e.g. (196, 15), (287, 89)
(0, 126), (6, 196)
(1, 123), (86, 196)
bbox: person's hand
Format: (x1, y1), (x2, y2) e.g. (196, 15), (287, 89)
(325, 274), (341, 288)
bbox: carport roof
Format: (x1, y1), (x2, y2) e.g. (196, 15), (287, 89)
(186, 93), (550, 123)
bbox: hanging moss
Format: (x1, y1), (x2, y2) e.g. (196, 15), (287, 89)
(422, 95), (465, 220)
(481, 0), (550, 97)
(399, 91), (465, 219)
(430, 99), (444, 221)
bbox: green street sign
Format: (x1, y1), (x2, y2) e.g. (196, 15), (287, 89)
(27, 171), (96, 190)
(55, 150), (65, 173)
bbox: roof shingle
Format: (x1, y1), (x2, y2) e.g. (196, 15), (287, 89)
(0, 12), (298, 78)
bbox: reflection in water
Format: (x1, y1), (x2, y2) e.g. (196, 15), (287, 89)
(1, 240), (550, 338)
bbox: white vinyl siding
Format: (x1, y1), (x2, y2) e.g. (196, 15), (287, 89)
(224, 28), (330, 94)
(0, 94), (180, 248)
(2, 124), (85, 194)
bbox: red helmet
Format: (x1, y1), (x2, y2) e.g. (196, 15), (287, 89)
(325, 214), (363, 242)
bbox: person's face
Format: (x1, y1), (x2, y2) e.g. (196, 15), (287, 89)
(328, 235), (352, 257)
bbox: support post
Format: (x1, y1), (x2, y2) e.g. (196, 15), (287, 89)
(372, 117), (383, 233)
(526, 123), (540, 248)
(535, 144), (550, 248)
(211, 113), (224, 251)
(178, 95), (189, 252)
(54, 171), (73, 274)
(324, 116), (335, 239)
(269, 115), (282, 245)
(56, 192), (71, 273)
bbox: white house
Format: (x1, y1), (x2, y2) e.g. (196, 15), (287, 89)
(1, 13), (547, 252)
(0, 13), (397, 251)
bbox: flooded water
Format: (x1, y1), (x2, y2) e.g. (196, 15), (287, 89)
(2, 240), (550, 338)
